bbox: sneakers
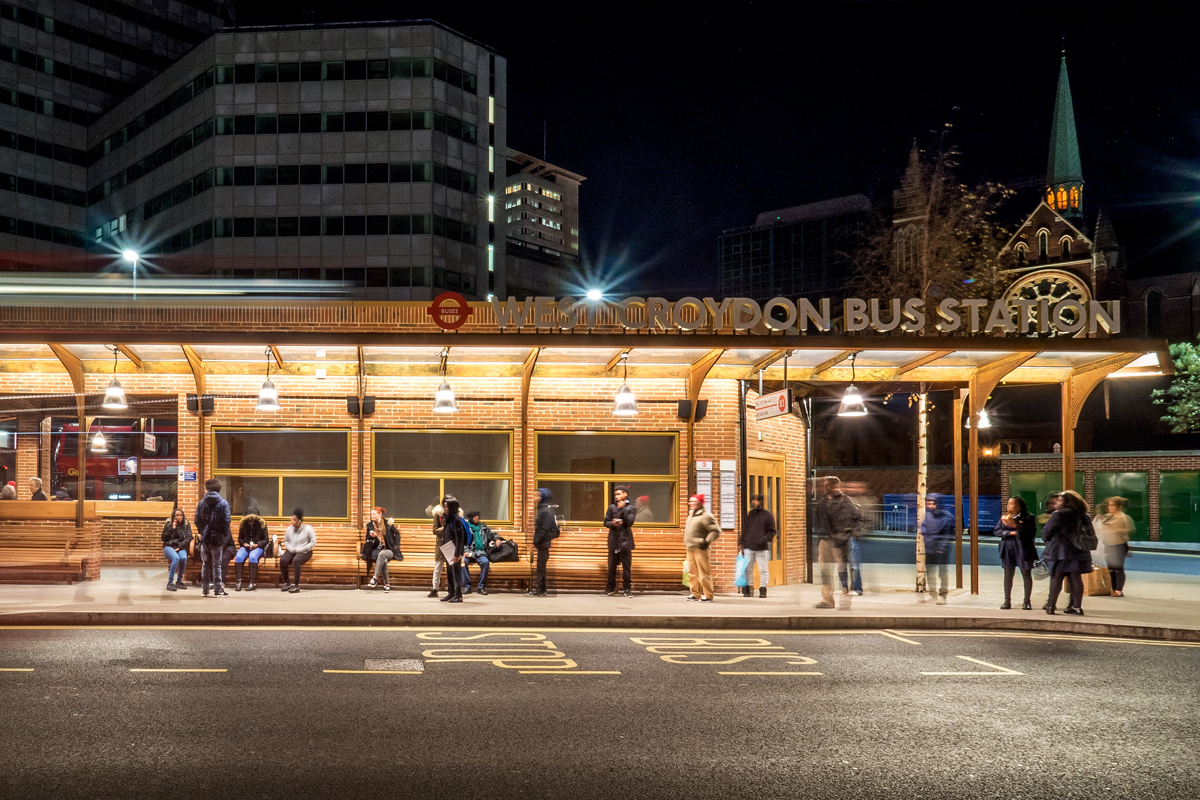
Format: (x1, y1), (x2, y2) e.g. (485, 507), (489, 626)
(175, 580), (188, 590)
(288, 586), (300, 593)
(202, 584), (210, 597)
(383, 585), (390, 592)
(601, 590), (615, 596)
(477, 588), (488, 595)
(814, 601), (835, 609)
(448, 596), (463, 603)
(440, 594), (453, 602)
(368, 578), (377, 588)
(686, 595), (700, 602)
(427, 590), (439, 598)
(758, 587), (767, 598)
(623, 590), (632, 598)
(700, 597), (713, 603)
(215, 585), (229, 597)
(281, 584), (292, 592)
(936, 597), (946, 605)
(166, 582), (177, 592)
(741, 586), (752, 597)
(462, 586), (472, 595)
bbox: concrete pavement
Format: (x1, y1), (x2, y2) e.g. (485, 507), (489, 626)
(1, 561), (1198, 640)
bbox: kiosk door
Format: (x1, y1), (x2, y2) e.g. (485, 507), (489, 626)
(747, 452), (786, 586)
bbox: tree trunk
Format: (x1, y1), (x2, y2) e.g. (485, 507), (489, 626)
(915, 386), (928, 593)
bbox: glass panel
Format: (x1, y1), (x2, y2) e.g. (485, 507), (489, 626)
(374, 478), (441, 520)
(374, 431), (510, 474)
(282, 477), (347, 519)
(541, 479), (606, 523)
(443, 479), (511, 522)
(219, 475), (280, 518)
(215, 430), (348, 471)
(617, 481), (674, 525)
(1094, 471), (1149, 541)
(538, 433), (674, 476)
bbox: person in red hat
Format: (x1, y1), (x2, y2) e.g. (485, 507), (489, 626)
(634, 495), (654, 524)
(684, 494), (720, 602)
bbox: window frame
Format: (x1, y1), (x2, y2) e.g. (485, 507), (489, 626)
(209, 426), (352, 522)
(371, 428), (515, 524)
(533, 431), (679, 525)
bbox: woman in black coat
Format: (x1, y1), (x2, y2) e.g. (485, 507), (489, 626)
(1041, 490), (1095, 615)
(993, 496), (1038, 610)
(366, 506), (402, 591)
(161, 508), (192, 592)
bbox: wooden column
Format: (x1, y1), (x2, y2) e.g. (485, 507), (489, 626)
(952, 388), (965, 589)
(48, 344), (86, 528)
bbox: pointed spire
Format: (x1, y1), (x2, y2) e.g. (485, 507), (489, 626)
(1046, 55), (1084, 221)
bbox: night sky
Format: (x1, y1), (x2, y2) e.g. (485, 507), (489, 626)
(236, 1), (1200, 296)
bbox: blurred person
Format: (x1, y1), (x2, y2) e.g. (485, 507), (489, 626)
(920, 494), (954, 605)
(684, 493), (720, 602)
(53, 486), (70, 501)
(840, 481), (877, 596)
(236, 485), (260, 516)
(429, 494), (457, 598)
(29, 477), (47, 501)
(0, 483), (15, 500)
(813, 476), (860, 610)
(439, 498), (469, 603)
(279, 508), (315, 593)
(634, 495), (655, 524)
(602, 485), (636, 598)
(460, 510), (496, 595)
(1042, 490), (1096, 615)
(993, 496), (1037, 609)
(160, 507), (191, 591)
(738, 493), (776, 597)
(233, 512), (268, 591)
(194, 478), (232, 597)
(366, 506), (401, 592)
(529, 488), (559, 597)
(1094, 497), (1134, 597)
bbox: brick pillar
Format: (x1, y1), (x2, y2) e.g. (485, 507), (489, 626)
(15, 415), (40, 499)
(1084, 469), (1095, 510)
(39, 416), (51, 489)
(1148, 468), (1160, 541)
(176, 394), (201, 512)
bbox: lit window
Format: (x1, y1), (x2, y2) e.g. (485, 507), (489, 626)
(488, 243), (494, 272)
(488, 96), (494, 125)
(1056, 187), (1067, 209)
(1045, 189), (1054, 206)
(1069, 186), (1079, 208)
(487, 195), (494, 223)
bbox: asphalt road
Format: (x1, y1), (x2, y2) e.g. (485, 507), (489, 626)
(1, 626), (1197, 799)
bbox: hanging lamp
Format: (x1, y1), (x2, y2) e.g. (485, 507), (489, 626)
(101, 346), (128, 410)
(613, 352), (638, 417)
(837, 353), (867, 417)
(965, 408), (993, 429)
(90, 429), (107, 453)
(256, 348), (280, 412)
(433, 348), (457, 413)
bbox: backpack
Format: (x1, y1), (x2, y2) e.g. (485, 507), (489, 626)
(195, 502), (224, 547)
(487, 537), (519, 563)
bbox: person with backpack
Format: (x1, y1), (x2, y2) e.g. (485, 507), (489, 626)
(429, 494), (457, 598)
(280, 508), (315, 593)
(439, 498), (469, 603)
(813, 476), (861, 609)
(529, 488), (559, 597)
(234, 513), (269, 591)
(194, 478), (232, 597)
(461, 510), (496, 595)
(1042, 490), (1096, 615)
(366, 506), (401, 591)
(161, 507), (191, 592)
(602, 485), (637, 598)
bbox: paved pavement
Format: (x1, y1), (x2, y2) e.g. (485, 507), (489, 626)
(1, 560), (1197, 639)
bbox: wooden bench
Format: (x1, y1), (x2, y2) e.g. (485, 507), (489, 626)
(0, 530), (92, 584)
(544, 526), (687, 591)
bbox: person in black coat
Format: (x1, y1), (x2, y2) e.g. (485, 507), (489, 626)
(993, 496), (1038, 610)
(234, 513), (269, 591)
(1041, 490), (1095, 615)
(439, 498), (469, 603)
(602, 485), (637, 597)
(529, 488), (559, 597)
(366, 506), (402, 591)
(738, 494), (777, 598)
(161, 508), (192, 591)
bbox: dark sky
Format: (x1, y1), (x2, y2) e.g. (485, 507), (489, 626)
(235, 1), (1200, 295)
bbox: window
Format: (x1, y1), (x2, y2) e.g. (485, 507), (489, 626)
(212, 428), (350, 520)
(1038, 231), (1048, 259)
(1060, 237), (1071, 258)
(1069, 186), (1080, 209)
(373, 430), (513, 522)
(1056, 187), (1067, 209)
(535, 432), (677, 524)
(1015, 243), (1027, 264)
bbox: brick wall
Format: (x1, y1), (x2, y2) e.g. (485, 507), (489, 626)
(744, 387), (808, 586)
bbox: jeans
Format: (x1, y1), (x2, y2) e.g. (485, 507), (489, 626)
(234, 546), (262, 564)
(686, 548), (714, 599)
(534, 545), (550, 593)
(373, 549), (395, 583)
(279, 550), (312, 586)
(461, 554), (490, 589)
(742, 548), (770, 589)
(163, 547), (187, 583)
(839, 538), (862, 593)
(200, 543), (225, 588)
(818, 538), (848, 604)
(606, 549), (632, 592)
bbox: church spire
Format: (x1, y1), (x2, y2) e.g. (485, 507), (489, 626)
(1045, 54), (1084, 223)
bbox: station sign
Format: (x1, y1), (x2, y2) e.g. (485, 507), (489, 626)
(755, 388), (792, 421)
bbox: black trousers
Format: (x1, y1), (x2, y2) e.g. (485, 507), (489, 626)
(1048, 566), (1083, 609)
(445, 556), (461, 598)
(1003, 564), (1033, 603)
(606, 549), (632, 592)
(534, 545), (550, 593)
(279, 550), (312, 585)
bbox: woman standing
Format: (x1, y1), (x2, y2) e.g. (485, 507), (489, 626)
(1094, 497), (1134, 597)
(280, 508), (315, 594)
(161, 508), (191, 591)
(366, 506), (401, 591)
(1041, 490), (1095, 615)
(993, 497), (1038, 610)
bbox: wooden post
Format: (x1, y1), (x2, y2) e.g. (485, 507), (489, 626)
(953, 389), (965, 589)
(1062, 380), (1075, 493)
(915, 386), (928, 594)
(968, 401), (979, 594)
(77, 399), (86, 529)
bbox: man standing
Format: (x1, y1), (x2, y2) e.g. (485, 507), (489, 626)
(439, 498), (469, 603)
(921, 494), (955, 605)
(193, 477), (232, 597)
(813, 476), (860, 610)
(429, 494), (455, 598)
(738, 493), (777, 598)
(529, 488), (559, 597)
(684, 494), (720, 602)
(602, 485), (637, 597)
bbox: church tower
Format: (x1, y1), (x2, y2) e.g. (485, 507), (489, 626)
(1045, 55), (1085, 227)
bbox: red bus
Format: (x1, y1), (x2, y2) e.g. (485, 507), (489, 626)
(52, 418), (178, 502)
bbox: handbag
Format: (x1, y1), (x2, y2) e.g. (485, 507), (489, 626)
(263, 539), (275, 559)
(1032, 559), (1050, 581)
(487, 538), (519, 563)
(734, 553), (750, 588)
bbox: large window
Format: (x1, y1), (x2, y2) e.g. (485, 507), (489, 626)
(212, 428), (350, 520)
(535, 432), (677, 524)
(373, 430), (513, 522)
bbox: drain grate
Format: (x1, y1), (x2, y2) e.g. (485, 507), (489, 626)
(364, 658), (424, 672)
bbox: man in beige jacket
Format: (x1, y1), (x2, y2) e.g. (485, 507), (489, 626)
(684, 494), (721, 602)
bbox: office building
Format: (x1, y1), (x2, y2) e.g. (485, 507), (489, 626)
(503, 148), (583, 298)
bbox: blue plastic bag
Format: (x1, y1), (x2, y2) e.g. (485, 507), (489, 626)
(735, 553), (750, 588)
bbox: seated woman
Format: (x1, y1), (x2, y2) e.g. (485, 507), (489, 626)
(161, 508), (192, 592)
(234, 513), (269, 592)
(280, 508), (315, 594)
(366, 506), (401, 591)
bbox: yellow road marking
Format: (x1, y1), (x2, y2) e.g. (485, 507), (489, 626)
(719, 671), (822, 676)
(517, 670), (621, 675)
(879, 630), (921, 645)
(323, 669), (421, 675)
(921, 656), (1023, 676)
(129, 668), (227, 673)
(0, 668), (34, 672)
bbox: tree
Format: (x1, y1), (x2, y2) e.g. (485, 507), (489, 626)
(1152, 338), (1200, 432)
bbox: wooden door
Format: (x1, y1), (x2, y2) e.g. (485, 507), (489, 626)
(747, 451), (786, 585)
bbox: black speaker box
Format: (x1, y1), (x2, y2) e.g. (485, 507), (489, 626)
(185, 394), (214, 414)
(676, 399), (708, 421)
(347, 396), (376, 416)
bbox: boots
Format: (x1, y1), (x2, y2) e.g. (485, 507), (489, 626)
(741, 586), (751, 597)
(235, 562), (244, 591)
(759, 587), (767, 598)
(247, 564), (257, 591)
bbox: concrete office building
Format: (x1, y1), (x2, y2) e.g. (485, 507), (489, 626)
(503, 148), (583, 298)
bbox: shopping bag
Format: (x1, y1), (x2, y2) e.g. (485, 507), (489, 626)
(1083, 566), (1112, 596)
(734, 553), (750, 588)
(681, 559), (690, 588)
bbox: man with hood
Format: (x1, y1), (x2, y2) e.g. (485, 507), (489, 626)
(602, 485), (637, 597)
(529, 488), (559, 597)
(920, 493), (955, 605)
(194, 477), (232, 597)
(439, 498), (470, 603)
(813, 476), (860, 610)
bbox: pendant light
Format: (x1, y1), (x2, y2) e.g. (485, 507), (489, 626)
(256, 348), (280, 412)
(613, 351), (638, 417)
(433, 348), (457, 413)
(90, 429), (107, 452)
(965, 408), (993, 429)
(101, 346), (128, 410)
(837, 353), (867, 417)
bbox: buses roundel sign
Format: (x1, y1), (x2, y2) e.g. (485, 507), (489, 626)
(428, 291), (473, 331)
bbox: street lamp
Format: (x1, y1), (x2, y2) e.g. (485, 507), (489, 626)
(122, 250), (139, 299)
(586, 288), (603, 301)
